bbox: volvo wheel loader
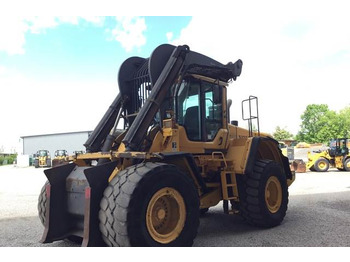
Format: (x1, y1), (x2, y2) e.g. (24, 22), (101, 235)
(52, 150), (69, 167)
(307, 138), (350, 172)
(34, 150), (51, 168)
(38, 44), (295, 247)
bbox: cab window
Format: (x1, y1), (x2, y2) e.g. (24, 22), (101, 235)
(176, 77), (223, 141)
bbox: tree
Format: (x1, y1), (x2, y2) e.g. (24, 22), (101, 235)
(338, 106), (350, 137)
(273, 126), (294, 141)
(296, 104), (350, 144)
(296, 104), (332, 143)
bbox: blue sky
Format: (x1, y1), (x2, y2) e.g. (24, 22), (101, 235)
(0, 16), (191, 84)
(1, 2), (350, 153)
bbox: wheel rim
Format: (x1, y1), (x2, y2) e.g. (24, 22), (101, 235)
(146, 187), (186, 244)
(265, 176), (282, 213)
(318, 160), (327, 170)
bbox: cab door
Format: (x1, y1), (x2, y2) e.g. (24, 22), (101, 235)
(176, 76), (228, 152)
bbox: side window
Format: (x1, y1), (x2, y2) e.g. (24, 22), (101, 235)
(177, 80), (201, 140)
(203, 83), (222, 141)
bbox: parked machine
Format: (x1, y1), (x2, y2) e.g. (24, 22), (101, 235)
(307, 138), (350, 172)
(279, 142), (306, 173)
(52, 150), (69, 167)
(38, 44), (295, 247)
(34, 150), (51, 168)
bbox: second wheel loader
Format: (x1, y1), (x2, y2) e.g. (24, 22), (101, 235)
(38, 44), (295, 247)
(307, 138), (350, 172)
(52, 150), (69, 167)
(34, 150), (51, 168)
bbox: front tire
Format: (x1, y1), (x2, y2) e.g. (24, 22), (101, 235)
(314, 158), (329, 172)
(99, 162), (200, 247)
(238, 159), (289, 227)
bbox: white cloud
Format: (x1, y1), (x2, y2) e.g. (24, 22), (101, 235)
(0, 16), (105, 55)
(25, 16), (59, 34)
(109, 16), (147, 52)
(0, 65), (7, 75)
(0, 17), (28, 55)
(166, 32), (173, 42)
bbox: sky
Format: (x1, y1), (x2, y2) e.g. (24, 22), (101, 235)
(1, 1), (349, 153)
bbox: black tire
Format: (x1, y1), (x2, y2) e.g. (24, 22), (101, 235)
(38, 181), (49, 226)
(344, 158), (350, 171)
(314, 158), (329, 172)
(237, 159), (289, 228)
(38, 181), (83, 245)
(99, 162), (200, 247)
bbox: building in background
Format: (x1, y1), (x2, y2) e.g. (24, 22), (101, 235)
(21, 131), (92, 157)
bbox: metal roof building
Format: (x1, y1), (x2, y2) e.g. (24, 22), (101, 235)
(21, 131), (92, 157)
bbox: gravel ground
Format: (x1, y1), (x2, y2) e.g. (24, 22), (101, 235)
(0, 156), (349, 247)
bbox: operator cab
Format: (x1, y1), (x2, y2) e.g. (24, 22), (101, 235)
(55, 150), (68, 157)
(176, 75), (225, 142)
(37, 150), (49, 157)
(329, 138), (349, 156)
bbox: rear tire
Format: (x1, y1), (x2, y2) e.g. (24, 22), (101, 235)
(38, 180), (84, 245)
(99, 162), (200, 247)
(314, 158), (329, 172)
(237, 159), (289, 227)
(344, 158), (350, 171)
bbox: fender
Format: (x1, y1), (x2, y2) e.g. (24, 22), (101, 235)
(245, 136), (293, 180)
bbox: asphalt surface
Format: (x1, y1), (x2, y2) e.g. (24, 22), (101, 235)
(0, 155), (349, 247)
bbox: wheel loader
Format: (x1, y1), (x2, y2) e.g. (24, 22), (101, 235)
(307, 138), (350, 172)
(34, 150), (51, 168)
(38, 44), (295, 247)
(52, 150), (69, 167)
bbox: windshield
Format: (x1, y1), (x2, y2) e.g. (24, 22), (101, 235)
(56, 150), (66, 156)
(329, 139), (336, 149)
(38, 150), (48, 157)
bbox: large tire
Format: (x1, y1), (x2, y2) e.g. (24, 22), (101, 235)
(38, 181), (49, 226)
(237, 159), (289, 228)
(99, 162), (200, 247)
(314, 158), (329, 172)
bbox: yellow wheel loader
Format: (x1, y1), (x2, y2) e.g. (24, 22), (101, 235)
(307, 138), (350, 172)
(52, 150), (69, 167)
(34, 150), (51, 168)
(37, 44), (295, 247)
